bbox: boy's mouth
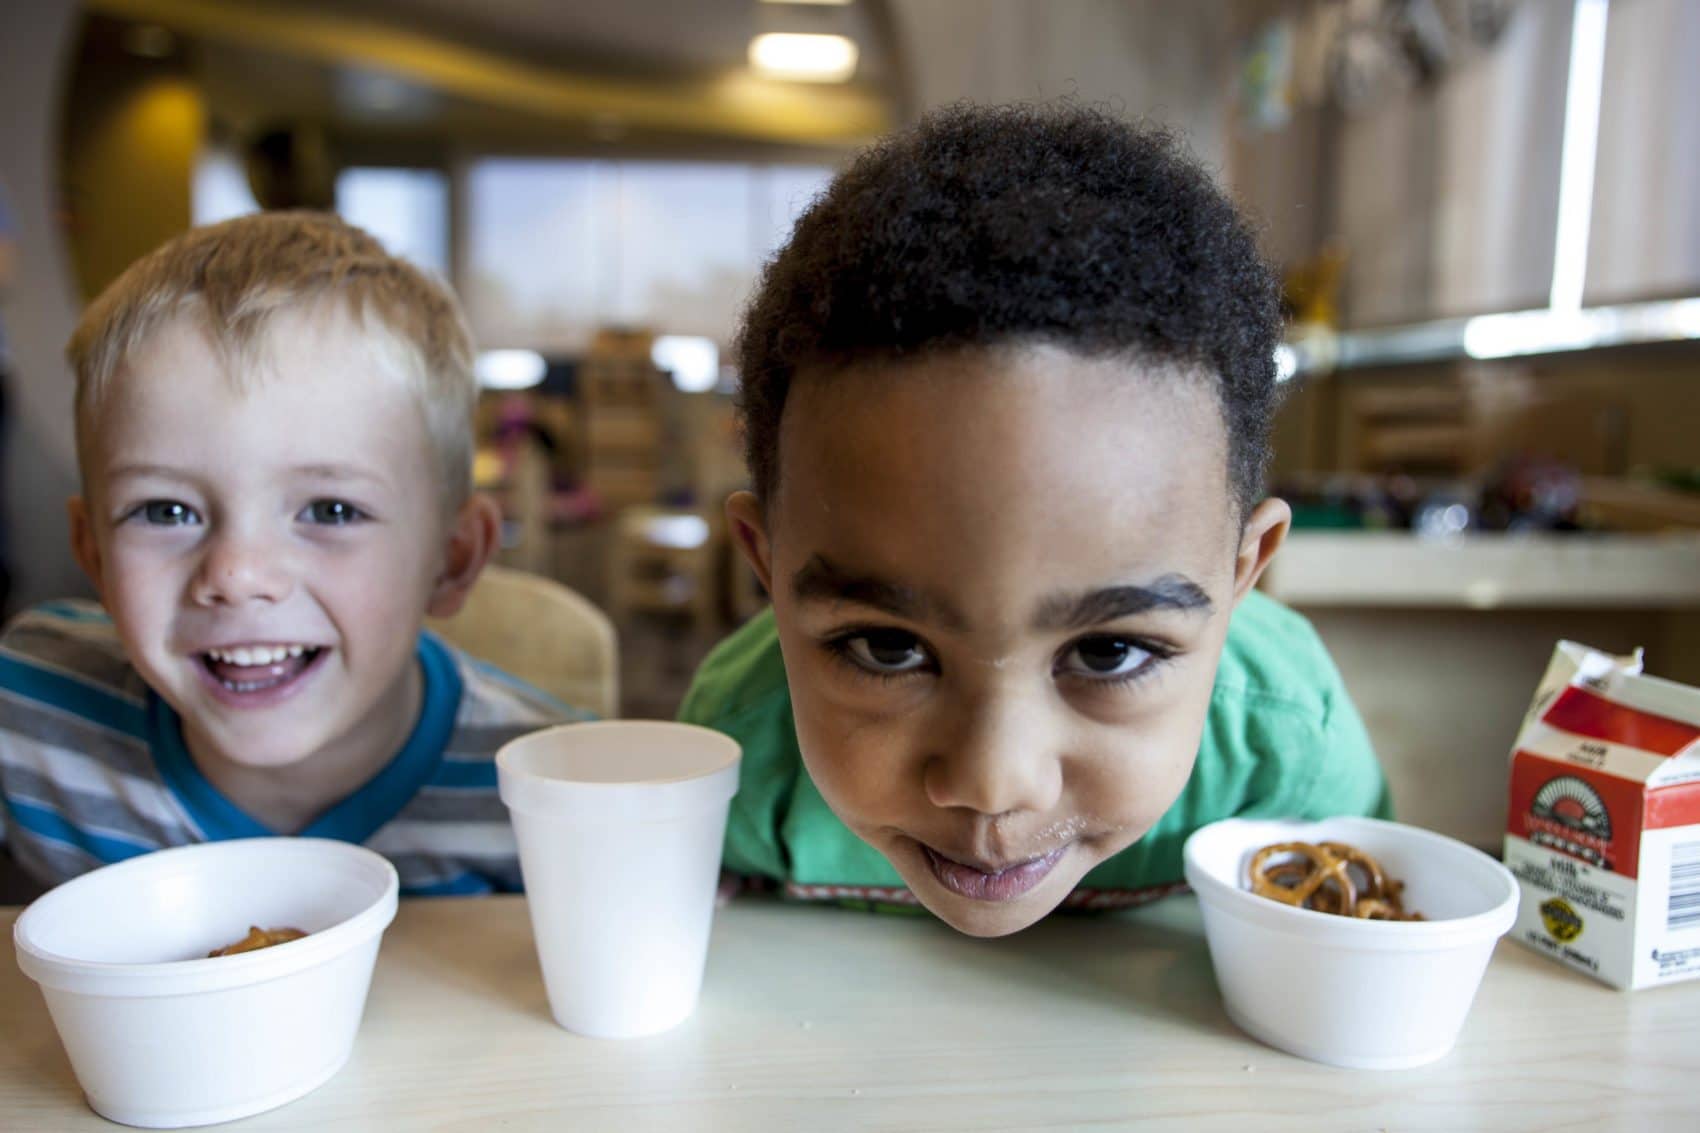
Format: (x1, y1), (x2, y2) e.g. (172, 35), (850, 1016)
(921, 843), (1068, 902)
(197, 644), (327, 696)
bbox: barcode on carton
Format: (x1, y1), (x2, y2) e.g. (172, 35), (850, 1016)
(1669, 842), (1700, 931)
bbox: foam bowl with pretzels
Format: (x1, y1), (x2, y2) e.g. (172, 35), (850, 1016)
(13, 838), (398, 1128)
(1182, 815), (1517, 1070)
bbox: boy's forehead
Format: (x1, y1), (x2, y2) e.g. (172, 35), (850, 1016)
(769, 345), (1240, 577)
(86, 308), (432, 458)
(777, 344), (1228, 489)
(104, 304), (419, 407)
(77, 297), (468, 513)
(789, 340), (1218, 418)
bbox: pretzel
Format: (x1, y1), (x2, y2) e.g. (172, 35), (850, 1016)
(1248, 842), (1357, 910)
(208, 925), (308, 957)
(1246, 841), (1423, 921)
(1318, 841), (1390, 896)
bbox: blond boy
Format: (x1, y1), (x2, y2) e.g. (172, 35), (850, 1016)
(0, 212), (587, 897)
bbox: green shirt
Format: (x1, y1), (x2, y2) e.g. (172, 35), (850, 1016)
(679, 589), (1391, 907)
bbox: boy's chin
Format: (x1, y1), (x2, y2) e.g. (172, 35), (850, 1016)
(917, 890), (1060, 937)
(176, 706), (335, 771)
(195, 737), (325, 771)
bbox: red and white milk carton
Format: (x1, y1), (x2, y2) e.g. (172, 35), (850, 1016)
(1504, 641), (1700, 989)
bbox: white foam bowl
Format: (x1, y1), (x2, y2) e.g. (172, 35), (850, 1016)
(13, 838), (398, 1127)
(1183, 816), (1517, 1070)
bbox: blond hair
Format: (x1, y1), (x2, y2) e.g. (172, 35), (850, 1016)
(67, 211), (477, 507)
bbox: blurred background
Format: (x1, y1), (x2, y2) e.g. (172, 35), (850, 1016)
(1, 0), (1697, 848)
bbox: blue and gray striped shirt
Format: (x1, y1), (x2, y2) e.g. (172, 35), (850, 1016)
(0, 601), (588, 896)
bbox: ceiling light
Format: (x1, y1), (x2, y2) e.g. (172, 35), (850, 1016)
(637, 514), (711, 550)
(748, 33), (858, 83)
(651, 336), (720, 393)
(475, 350), (546, 390)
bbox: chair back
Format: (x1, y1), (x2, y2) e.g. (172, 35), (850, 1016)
(427, 564), (619, 718)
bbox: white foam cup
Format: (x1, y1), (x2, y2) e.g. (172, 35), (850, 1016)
(496, 721), (741, 1038)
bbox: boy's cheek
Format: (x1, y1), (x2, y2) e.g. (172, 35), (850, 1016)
(1092, 741), (1201, 830)
(792, 704), (915, 818)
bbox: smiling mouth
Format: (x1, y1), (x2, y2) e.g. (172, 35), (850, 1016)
(198, 645), (326, 694)
(921, 843), (1069, 902)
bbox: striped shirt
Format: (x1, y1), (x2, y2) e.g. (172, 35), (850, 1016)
(0, 601), (590, 896)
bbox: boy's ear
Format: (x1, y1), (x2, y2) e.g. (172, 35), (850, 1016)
(1230, 497), (1291, 604)
(67, 497), (106, 602)
(725, 490), (774, 595)
(427, 492), (502, 618)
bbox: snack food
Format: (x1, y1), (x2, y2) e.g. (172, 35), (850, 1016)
(208, 925), (308, 957)
(1247, 840), (1423, 920)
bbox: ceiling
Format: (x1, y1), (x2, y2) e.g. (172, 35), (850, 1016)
(304, 0), (897, 84)
(79, 0), (900, 154)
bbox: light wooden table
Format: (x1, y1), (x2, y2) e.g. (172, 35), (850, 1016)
(4, 895), (1697, 1131)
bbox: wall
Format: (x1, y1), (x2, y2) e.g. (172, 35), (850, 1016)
(888, 0), (1233, 170)
(62, 57), (204, 301)
(1331, 1), (1571, 327)
(0, 1), (86, 612)
(1231, 0), (1700, 327)
(1585, 0), (1700, 305)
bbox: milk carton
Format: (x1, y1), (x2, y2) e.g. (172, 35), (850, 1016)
(1504, 641), (1700, 989)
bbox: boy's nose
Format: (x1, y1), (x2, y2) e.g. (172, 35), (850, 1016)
(922, 690), (1063, 817)
(189, 534), (293, 607)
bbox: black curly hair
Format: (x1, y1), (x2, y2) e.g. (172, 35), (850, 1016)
(735, 101), (1284, 519)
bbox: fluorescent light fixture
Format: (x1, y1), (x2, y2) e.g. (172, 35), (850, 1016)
(1549, 0), (1609, 313)
(475, 349), (546, 390)
(1666, 298), (1700, 339)
(1291, 294), (1700, 376)
(1463, 310), (1599, 359)
(1464, 298), (1700, 360)
(651, 335), (721, 393)
(749, 33), (859, 82)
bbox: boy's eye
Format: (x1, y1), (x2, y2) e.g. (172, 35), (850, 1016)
(841, 629), (931, 674)
(1057, 636), (1154, 680)
(300, 499), (367, 525)
(135, 500), (200, 526)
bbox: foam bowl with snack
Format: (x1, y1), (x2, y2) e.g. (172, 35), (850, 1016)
(1182, 816), (1517, 1070)
(13, 837), (398, 1128)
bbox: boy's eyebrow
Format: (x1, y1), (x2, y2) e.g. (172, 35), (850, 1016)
(1032, 576), (1214, 631)
(791, 558), (1212, 632)
(104, 462), (385, 483)
(791, 555), (968, 631)
(290, 463), (387, 483)
(105, 462), (190, 481)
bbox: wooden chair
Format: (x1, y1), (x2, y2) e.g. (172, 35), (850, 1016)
(426, 564), (619, 718)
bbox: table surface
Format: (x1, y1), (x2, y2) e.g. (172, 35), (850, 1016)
(5, 894), (1698, 1132)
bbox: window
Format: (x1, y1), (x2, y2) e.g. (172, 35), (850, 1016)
(463, 158), (834, 352)
(336, 167), (450, 278)
(190, 150), (450, 277)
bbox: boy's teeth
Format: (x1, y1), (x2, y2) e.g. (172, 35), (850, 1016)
(209, 645), (311, 666)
